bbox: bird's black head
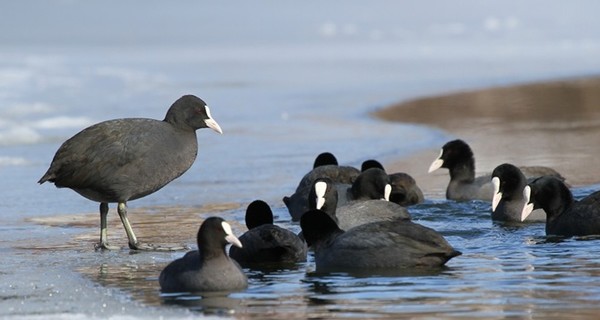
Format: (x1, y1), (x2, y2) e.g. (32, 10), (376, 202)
(197, 217), (242, 258)
(313, 152), (338, 168)
(492, 163), (525, 196)
(439, 139), (473, 169)
(245, 200), (274, 230)
(526, 176), (574, 217)
(300, 209), (343, 247)
(164, 95), (223, 133)
(351, 168), (391, 201)
(361, 159), (385, 172)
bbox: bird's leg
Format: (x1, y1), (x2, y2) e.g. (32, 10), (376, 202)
(94, 202), (121, 250)
(117, 202), (187, 251)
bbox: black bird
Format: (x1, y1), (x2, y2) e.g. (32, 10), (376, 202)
(38, 95), (222, 250)
(300, 210), (461, 272)
(229, 200), (307, 267)
(159, 217), (248, 293)
(491, 163), (545, 222)
(362, 159), (424, 206)
(429, 139), (565, 201)
(309, 175), (410, 230)
(522, 176), (600, 237)
(389, 172), (424, 206)
(283, 155), (360, 221)
(350, 168), (392, 201)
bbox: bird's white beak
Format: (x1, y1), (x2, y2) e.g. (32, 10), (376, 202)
(204, 106), (223, 134)
(221, 221), (242, 248)
(491, 177), (502, 212)
(383, 184), (391, 201)
(428, 149), (444, 173)
(520, 185), (534, 222)
(315, 181), (327, 210)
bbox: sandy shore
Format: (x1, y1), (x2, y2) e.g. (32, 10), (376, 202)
(374, 76), (600, 198)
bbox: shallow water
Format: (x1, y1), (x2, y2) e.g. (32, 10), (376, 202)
(9, 187), (600, 319)
(3, 1), (600, 319)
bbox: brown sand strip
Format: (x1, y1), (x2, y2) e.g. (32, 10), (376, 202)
(373, 77), (600, 198)
(24, 203), (243, 251)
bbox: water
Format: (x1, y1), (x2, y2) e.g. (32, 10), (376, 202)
(2, 1), (600, 319)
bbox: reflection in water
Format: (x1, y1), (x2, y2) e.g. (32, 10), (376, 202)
(161, 292), (242, 316)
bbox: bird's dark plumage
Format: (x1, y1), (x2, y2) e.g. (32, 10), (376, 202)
(229, 200), (307, 267)
(38, 95), (222, 250)
(300, 210), (461, 272)
(389, 172), (424, 206)
(491, 163), (545, 222)
(283, 163), (360, 221)
(523, 176), (600, 236)
(309, 176), (410, 230)
(361, 159), (385, 172)
(159, 217), (247, 293)
(313, 152), (339, 168)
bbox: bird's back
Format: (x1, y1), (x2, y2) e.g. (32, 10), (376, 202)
(230, 225), (307, 266)
(549, 191), (600, 236)
(160, 250), (247, 293)
(39, 118), (198, 202)
(316, 220), (460, 269)
(335, 200), (410, 230)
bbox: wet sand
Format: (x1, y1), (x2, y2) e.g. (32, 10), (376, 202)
(374, 76), (600, 198)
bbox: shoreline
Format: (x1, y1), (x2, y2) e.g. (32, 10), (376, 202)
(374, 76), (600, 198)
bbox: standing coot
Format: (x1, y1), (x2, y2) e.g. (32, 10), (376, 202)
(38, 95), (222, 250)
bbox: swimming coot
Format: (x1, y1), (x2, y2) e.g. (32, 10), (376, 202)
(309, 177), (410, 230)
(284, 160), (360, 221)
(429, 139), (566, 202)
(388, 172), (424, 206)
(229, 200), (307, 267)
(522, 176), (600, 237)
(300, 209), (461, 272)
(491, 163), (545, 222)
(159, 217), (247, 293)
(362, 159), (424, 206)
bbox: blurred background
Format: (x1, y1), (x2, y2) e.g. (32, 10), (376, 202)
(2, 1), (600, 218)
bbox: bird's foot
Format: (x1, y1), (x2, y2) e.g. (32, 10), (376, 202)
(128, 242), (189, 251)
(94, 242), (122, 251)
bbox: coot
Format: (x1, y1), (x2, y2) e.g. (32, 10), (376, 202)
(491, 163), (545, 222)
(159, 217), (247, 293)
(229, 200), (307, 267)
(300, 210), (461, 272)
(522, 176), (600, 236)
(38, 95), (222, 250)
